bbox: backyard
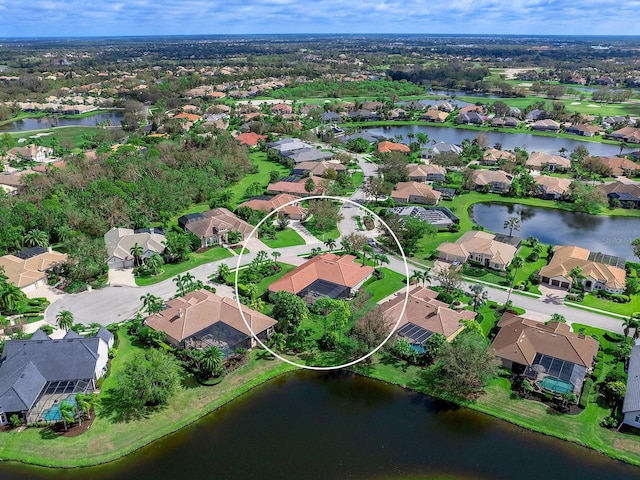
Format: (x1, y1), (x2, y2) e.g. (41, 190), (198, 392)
(260, 227), (306, 249)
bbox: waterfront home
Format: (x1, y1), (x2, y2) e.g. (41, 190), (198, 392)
(622, 345), (640, 428)
(104, 227), (166, 269)
(420, 109), (448, 123)
(390, 181), (441, 205)
(145, 289), (276, 356)
(610, 126), (640, 143)
(596, 156), (640, 177)
(455, 111), (485, 125)
(237, 193), (307, 220)
(0, 247), (67, 293)
(0, 328), (113, 425)
(481, 148), (515, 166)
(491, 313), (598, 397)
(380, 286), (476, 347)
(599, 181), (640, 207)
(530, 119), (560, 132)
(179, 208), (254, 247)
(534, 175), (572, 200)
(268, 253), (374, 304)
(468, 169), (513, 193)
(437, 230), (517, 270)
(538, 245), (626, 293)
(427, 142), (463, 158)
(407, 163), (446, 183)
(565, 124), (601, 137)
(491, 117), (519, 128)
(525, 152), (571, 172)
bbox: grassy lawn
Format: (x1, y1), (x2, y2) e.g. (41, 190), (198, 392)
(363, 268), (407, 303)
(224, 262), (297, 297)
(227, 151), (290, 209)
(260, 227), (306, 249)
(9, 126), (104, 149)
(352, 170), (364, 188)
(135, 247), (233, 286)
(0, 328), (297, 467)
(577, 294), (640, 317)
(304, 219), (340, 243)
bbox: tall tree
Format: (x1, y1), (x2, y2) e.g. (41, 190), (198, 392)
(130, 242), (144, 267)
(503, 216), (521, 237)
(469, 284), (488, 312)
(55, 310), (74, 331)
(201, 346), (224, 377)
(24, 229), (49, 248)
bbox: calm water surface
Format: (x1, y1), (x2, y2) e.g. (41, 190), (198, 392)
(0, 112), (124, 132)
(364, 125), (627, 157)
(2, 371), (640, 480)
(471, 203), (640, 259)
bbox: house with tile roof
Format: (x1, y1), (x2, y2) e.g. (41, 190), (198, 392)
(419, 109), (448, 123)
(0, 247), (67, 293)
(437, 230), (517, 270)
(469, 169), (513, 193)
(534, 175), (572, 200)
(380, 286), (476, 345)
(610, 126), (640, 143)
(596, 156), (640, 177)
(267, 176), (328, 197)
(481, 148), (515, 166)
(235, 132), (267, 146)
(237, 193), (307, 220)
(180, 208), (254, 247)
(0, 328), (113, 425)
(291, 160), (346, 177)
(284, 147), (334, 164)
(599, 181), (640, 208)
(526, 152), (572, 172)
(539, 245), (626, 293)
(565, 124), (602, 137)
(530, 119), (560, 132)
(103, 227), (166, 269)
(491, 313), (598, 396)
(377, 141), (410, 154)
(391, 181), (442, 205)
(268, 253), (374, 304)
(407, 163), (446, 183)
(145, 289), (276, 356)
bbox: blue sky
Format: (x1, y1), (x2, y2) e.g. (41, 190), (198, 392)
(1, 0), (639, 37)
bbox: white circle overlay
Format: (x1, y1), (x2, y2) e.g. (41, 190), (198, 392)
(234, 194), (410, 370)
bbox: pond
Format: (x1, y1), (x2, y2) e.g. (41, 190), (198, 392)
(470, 202), (640, 259)
(2, 371), (640, 480)
(0, 112), (124, 132)
(363, 125), (628, 157)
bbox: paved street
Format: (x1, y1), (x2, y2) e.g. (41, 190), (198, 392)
(43, 147), (625, 336)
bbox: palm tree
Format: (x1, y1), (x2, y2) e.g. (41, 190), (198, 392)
(419, 269), (432, 287)
(255, 250), (269, 267)
(340, 238), (352, 254)
(324, 238), (337, 251)
(503, 216), (521, 237)
(55, 310), (74, 331)
(505, 256), (523, 305)
(623, 317), (634, 337)
(568, 266), (586, 290)
(213, 263), (230, 282)
(244, 282), (258, 300)
(373, 253), (389, 272)
(271, 251), (281, 266)
(140, 293), (163, 314)
(410, 270), (422, 286)
(201, 346), (224, 377)
(74, 393), (94, 425)
(0, 283), (25, 314)
(182, 272), (196, 293)
(173, 274), (185, 297)
(54, 224), (72, 243)
(362, 244), (374, 266)
(469, 284), (488, 312)
(268, 332), (286, 353)
(129, 242), (144, 267)
(146, 252), (164, 276)
(527, 236), (539, 247)
(24, 229), (49, 248)
(59, 401), (76, 431)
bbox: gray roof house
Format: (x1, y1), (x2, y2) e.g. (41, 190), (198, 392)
(284, 147), (334, 164)
(0, 328), (113, 425)
(623, 345), (640, 428)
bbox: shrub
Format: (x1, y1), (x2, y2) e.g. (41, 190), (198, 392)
(611, 294), (630, 303)
(565, 294), (583, 302)
(603, 331), (625, 343)
(605, 370), (628, 384)
(10, 414), (22, 428)
(600, 416), (618, 428)
(436, 291), (454, 304)
(579, 378), (593, 408)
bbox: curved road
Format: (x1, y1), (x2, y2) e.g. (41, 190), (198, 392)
(45, 147), (625, 335)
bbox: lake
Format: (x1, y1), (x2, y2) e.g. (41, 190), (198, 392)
(471, 202), (640, 259)
(2, 371), (640, 480)
(0, 112), (124, 132)
(363, 125), (627, 157)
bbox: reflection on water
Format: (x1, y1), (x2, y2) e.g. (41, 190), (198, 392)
(0, 112), (124, 131)
(1, 371), (639, 480)
(471, 202), (638, 259)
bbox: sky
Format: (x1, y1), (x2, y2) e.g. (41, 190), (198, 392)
(0, 0), (639, 37)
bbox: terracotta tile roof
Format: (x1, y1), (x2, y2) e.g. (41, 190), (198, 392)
(377, 141), (410, 154)
(32, 160), (66, 173)
(539, 245), (626, 291)
(492, 313), (599, 367)
(293, 161), (346, 176)
(235, 132), (267, 146)
(438, 231), (517, 267)
(470, 169), (513, 187)
(145, 289), (276, 344)
(459, 105), (483, 114)
(407, 164), (446, 178)
(380, 286), (476, 340)
(238, 194), (307, 217)
(391, 181), (442, 204)
(597, 156), (640, 176)
(174, 113), (202, 122)
(483, 148), (515, 163)
(534, 175), (572, 195)
(0, 250), (67, 289)
(267, 177), (327, 196)
(268, 253), (374, 295)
